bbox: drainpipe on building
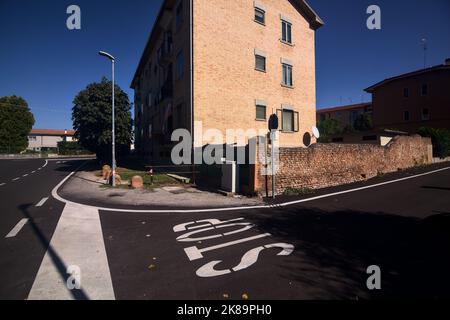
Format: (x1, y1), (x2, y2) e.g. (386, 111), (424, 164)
(190, 0), (195, 184)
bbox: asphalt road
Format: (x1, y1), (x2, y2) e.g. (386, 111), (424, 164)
(1, 158), (450, 299)
(0, 159), (85, 299)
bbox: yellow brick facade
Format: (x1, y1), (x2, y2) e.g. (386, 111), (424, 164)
(193, 0), (319, 147)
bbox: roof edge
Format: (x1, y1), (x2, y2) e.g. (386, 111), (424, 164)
(365, 63), (450, 93)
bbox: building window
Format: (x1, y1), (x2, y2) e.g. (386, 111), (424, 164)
(176, 50), (184, 80)
(404, 110), (410, 121)
(176, 1), (183, 29)
(362, 135), (377, 141)
(421, 108), (430, 121)
(256, 104), (266, 120)
(421, 84), (428, 96)
(28, 136), (37, 141)
(282, 109), (294, 132)
(282, 63), (293, 87)
(403, 88), (409, 98)
(254, 8), (265, 24)
(147, 92), (152, 107)
(281, 20), (292, 44)
(255, 54), (266, 72)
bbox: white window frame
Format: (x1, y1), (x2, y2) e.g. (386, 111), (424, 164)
(281, 17), (293, 44)
(281, 61), (293, 87)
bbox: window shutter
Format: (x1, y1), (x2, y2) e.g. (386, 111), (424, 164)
(294, 111), (299, 132)
(276, 109), (283, 131)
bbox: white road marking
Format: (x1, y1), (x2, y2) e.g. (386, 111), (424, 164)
(196, 243), (294, 278)
(28, 203), (115, 300)
(51, 165), (450, 213)
(184, 233), (271, 261)
(22, 174), (28, 177)
(0, 183), (5, 187)
(37, 168), (42, 171)
(5, 219), (29, 238)
(31, 171), (36, 174)
(35, 197), (49, 207)
(42, 160), (48, 168)
(12, 177), (20, 181)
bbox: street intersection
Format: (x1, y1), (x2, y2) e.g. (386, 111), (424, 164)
(1, 158), (450, 299)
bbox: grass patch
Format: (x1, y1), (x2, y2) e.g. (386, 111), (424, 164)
(283, 187), (314, 196)
(99, 167), (182, 190)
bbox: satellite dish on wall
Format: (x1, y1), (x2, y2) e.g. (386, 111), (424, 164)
(312, 126), (320, 139)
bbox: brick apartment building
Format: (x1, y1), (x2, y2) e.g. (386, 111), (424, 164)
(365, 58), (450, 133)
(131, 0), (323, 164)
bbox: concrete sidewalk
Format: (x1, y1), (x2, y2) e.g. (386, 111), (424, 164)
(59, 169), (263, 210)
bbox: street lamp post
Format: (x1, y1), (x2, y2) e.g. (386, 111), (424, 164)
(98, 51), (117, 187)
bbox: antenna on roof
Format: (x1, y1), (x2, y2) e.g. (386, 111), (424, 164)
(421, 38), (427, 69)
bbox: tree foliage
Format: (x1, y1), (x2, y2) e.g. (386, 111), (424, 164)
(418, 127), (450, 159)
(317, 118), (344, 143)
(57, 141), (91, 155)
(72, 78), (133, 161)
(354, 113), (373, 131)
(0, 96), (35, 153)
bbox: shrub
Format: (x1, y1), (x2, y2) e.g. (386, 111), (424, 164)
(317, 118), (344, 143)
(418, 127), (450, 159)
(57, 141), (90, 155)
(283, 187), (314, 196)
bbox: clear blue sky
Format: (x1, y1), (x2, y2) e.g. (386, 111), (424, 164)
(1, 0), (449, 129)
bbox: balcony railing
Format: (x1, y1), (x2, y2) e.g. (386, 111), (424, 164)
(157, 40), (173, 66)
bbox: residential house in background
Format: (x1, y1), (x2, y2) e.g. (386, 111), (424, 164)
(316, 102), (404, 146)
(365, 58), (450, 133)
(131, 0), (324, 164)
(27, 129), (75, 152)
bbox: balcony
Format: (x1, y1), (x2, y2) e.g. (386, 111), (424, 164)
(157, 39), (173, 67)
(157, 80), (173, 105)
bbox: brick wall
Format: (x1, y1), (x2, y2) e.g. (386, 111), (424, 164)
(255, 135), (433, 195)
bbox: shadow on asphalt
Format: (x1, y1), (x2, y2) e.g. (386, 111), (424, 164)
(18, 204), (90, 300)
(421, 186), (450, 191)
(245, 206), (450, 299)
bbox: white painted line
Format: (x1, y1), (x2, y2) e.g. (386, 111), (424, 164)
(31, 171), (36, 174)
(51, 164), (450, 213)
(5, 219), (29, 238)
(23, 174), (28, 177)
(184, 233), (272, 261)
(12, 177), (20, 181)
(0, 183), (5, 187)
(42, 160), (48, 168)
(35, 197), (49, 207)
(28, 203), (115, 300)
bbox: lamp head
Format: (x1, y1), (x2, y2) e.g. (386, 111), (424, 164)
(98, 51), (115, 61)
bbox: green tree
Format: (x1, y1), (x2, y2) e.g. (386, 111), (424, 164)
(317, 118), (344, 143)
(354, 113), (373, 131)
(0, 96), (35, 153)
(72, 78), (132, 162)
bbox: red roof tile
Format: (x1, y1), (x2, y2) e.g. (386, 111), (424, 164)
(30, 129), (76, 136)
